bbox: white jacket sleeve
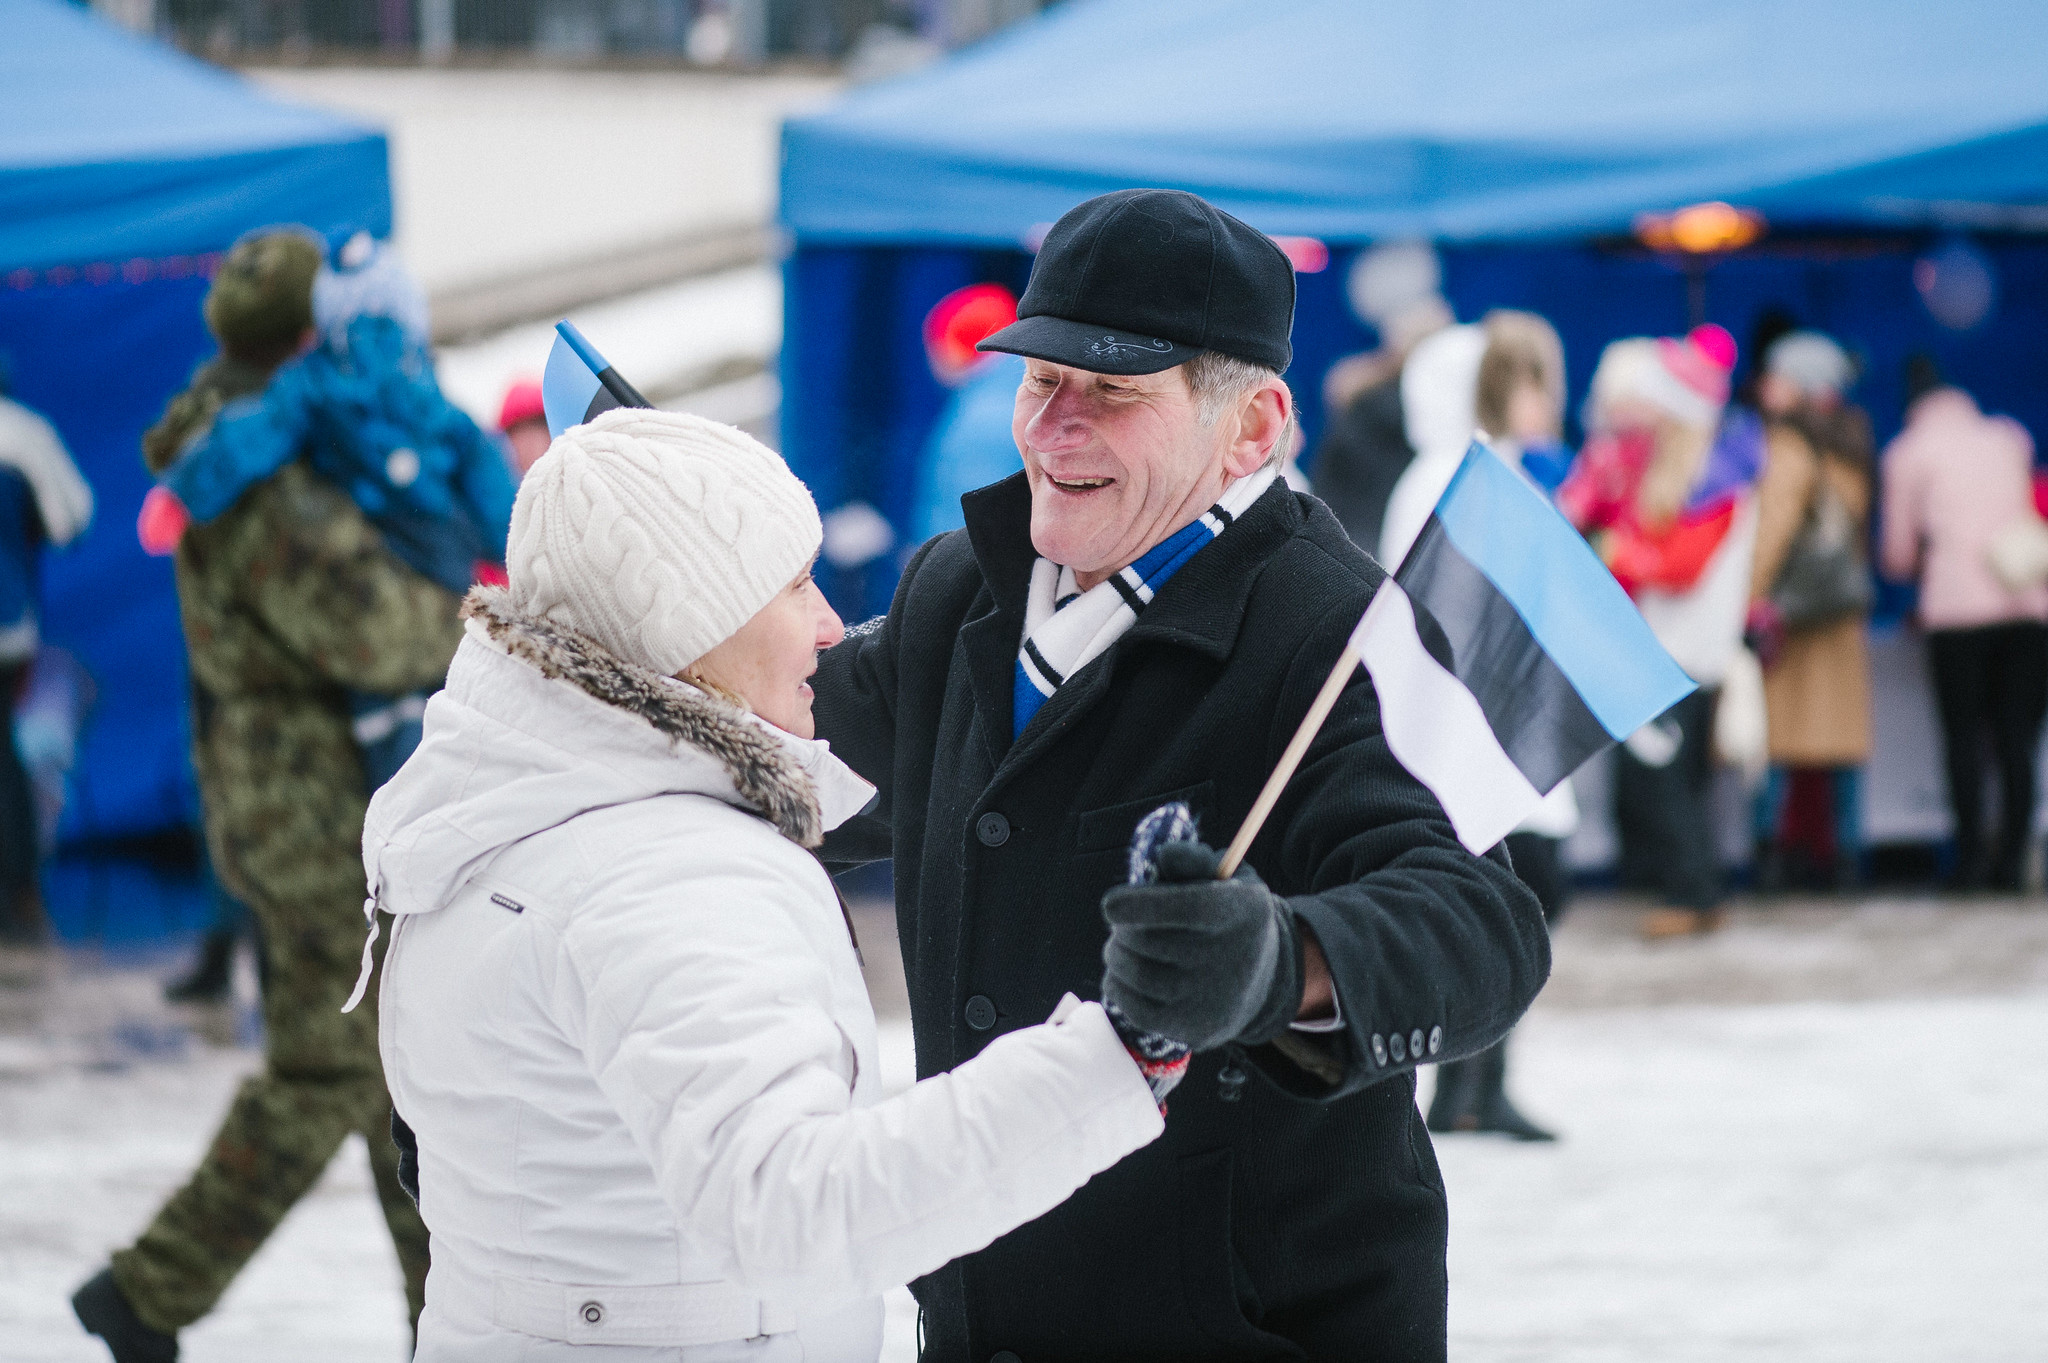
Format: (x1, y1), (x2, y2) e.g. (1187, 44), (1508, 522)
(555, 834), (1163, 1301)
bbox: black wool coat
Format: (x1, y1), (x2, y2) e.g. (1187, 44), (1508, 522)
(814, 473), (1549, 1363)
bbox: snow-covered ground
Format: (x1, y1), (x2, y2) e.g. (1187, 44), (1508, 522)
(6, 898), (2045, 1361)
(1432, 996), (2048, 1363)
(250, 68), (837, 295)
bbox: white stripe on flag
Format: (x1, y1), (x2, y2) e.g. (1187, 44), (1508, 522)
(1352, 580), (1543, 854)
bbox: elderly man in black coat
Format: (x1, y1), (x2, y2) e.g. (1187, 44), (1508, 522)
(814, 189), (1549, 1363)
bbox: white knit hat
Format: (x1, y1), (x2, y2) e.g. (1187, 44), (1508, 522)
(507, 408), (823, 674)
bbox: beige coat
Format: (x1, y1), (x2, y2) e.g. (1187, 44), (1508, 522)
(1748, 421), (1874, 766)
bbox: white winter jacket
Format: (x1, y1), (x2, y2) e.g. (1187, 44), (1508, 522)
(363, 589), (1162, 1361)
(1379, 332), (1580, 841)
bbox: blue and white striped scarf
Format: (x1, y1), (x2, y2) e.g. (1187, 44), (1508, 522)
(1014, 466), (1277, 739)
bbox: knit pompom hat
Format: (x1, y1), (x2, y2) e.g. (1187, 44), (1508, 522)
(506, 409), (823, 675)
(1643, 324), (1737, 428)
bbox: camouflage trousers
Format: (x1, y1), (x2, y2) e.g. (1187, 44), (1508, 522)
(110, 829), (426, 1334)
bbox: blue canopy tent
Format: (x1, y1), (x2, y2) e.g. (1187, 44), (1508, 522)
(0, 0), (390, 844)
(779, 0), (2048, 617)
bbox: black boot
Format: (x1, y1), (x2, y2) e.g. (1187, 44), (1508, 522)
(0, 882), (48, 945)
(164, 929), (234, 1004)
(1470, 1036), (1558, 1142)
(1425, 1057), (1480, 1133)
(73, 1268), (178, 1362)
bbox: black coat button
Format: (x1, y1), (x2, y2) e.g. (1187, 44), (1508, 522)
(975, 812), (1010, 846)
(992, 1353), (1023, 1363)
(1390, 1031), (1407, 1062)
(965, 995), (998, 1030)
(1411, 1029), (1426, 1059)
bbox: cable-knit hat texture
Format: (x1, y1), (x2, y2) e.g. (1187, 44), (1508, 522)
(507, 409), (822, 675)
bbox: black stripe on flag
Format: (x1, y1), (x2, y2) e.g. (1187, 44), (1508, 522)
(583, 385), (622, 426)
(1397, 516), (1613, 793)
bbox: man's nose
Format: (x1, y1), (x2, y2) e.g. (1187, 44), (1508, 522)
(1024, 381), (1092, 452)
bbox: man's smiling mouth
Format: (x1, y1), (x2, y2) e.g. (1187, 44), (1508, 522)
(1050, 476), (1114, 492)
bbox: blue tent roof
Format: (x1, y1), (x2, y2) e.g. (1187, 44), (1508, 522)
(783, 0), (2048, 245)
(0, 3), (395, 849)
(0, 0), (390, 269)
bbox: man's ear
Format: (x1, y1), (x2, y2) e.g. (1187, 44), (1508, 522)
(1224, 383), (1291, 478)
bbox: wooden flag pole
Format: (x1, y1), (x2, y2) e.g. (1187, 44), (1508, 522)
(1216, 637), (1362, 878)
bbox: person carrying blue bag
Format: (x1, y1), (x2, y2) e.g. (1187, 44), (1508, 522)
(145, 231), (515, 785)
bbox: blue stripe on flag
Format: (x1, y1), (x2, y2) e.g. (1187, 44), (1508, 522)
(1421, 444), (1695, 741)
(542, 328), (605, 439)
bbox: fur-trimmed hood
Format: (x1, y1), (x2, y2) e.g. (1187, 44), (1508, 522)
(362, 586), (872, 918)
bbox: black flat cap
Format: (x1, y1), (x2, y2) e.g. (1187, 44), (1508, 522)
(978, 188), (1295, 376)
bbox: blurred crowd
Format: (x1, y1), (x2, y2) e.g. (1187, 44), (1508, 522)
(1310, 256), (2048, 924)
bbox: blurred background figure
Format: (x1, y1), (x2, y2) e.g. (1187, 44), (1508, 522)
(1746, 332), (1875, 893)
(1560, 327), (1759, 939)
(1311, 241), (1454, 552)
(1478, 311), (1576, 495)
(1377, 321), (1485, 569)
(907, 282), (1025, 543)
(0, 384), (94, 945)
(1882, 358), (2048, 891)
(1382, 308), (1577, 1142)
(147, 231), (513, 789)
(74, 228), (461, 1362)
(153, 231), (513, 603)
(1380, 308), (1571, 568)
(496, 377), (552, 480)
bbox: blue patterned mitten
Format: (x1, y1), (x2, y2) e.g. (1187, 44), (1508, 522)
(1105, 802), (1198, 1109)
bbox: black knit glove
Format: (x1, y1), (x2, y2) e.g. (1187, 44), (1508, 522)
(1101, 838), (1304, 1054)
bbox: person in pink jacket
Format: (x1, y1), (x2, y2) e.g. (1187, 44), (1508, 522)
(1881, 359), (2048, 890)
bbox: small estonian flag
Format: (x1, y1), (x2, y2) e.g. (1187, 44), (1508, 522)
(1358, 442), (1695, 854)
(541, 320), (651, 438)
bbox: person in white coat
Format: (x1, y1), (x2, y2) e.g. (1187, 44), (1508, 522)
(354, 408), (1165, 1361)
(1379, 313), (1578, 1141)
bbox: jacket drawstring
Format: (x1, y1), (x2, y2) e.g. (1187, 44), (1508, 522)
(341, 892), (382, 1014)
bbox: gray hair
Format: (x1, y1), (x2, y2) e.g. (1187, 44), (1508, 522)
(1183, 350), (1293, 466)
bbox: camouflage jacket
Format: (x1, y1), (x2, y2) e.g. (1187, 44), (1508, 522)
(144, 357), (463, 911)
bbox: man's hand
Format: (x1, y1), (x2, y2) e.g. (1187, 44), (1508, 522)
(1100, 840), (1303, 1053)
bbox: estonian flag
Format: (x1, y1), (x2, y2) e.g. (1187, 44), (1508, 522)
(541, 320), (651, 438)
(1358, 441), (1695, 854)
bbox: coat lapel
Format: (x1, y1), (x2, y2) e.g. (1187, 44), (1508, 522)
(1121, 480), (1301, 660)
(960, 474), (1035, 770)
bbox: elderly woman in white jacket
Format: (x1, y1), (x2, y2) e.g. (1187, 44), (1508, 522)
(354, 409), (1163, 1361)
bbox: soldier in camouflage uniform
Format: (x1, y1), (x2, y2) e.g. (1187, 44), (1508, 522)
(73, 231), (464, 1360)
